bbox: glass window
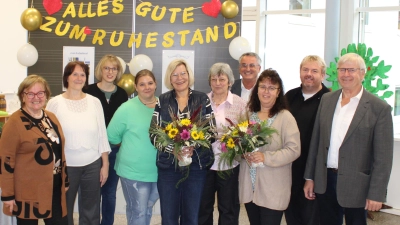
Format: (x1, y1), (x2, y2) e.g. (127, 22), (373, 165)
(264, 13), (326, 92)
(267, 0), (325, 10)
(358, 0), (400, 136)
(395, 87), (400, 116)
(243, 0), (257, 7)
(241, 21), (256, 52)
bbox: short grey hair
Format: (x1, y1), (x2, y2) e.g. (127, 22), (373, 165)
(337, 53), (366, 71)
(208, 63), (235, 87)
(238, 52), (262, 65)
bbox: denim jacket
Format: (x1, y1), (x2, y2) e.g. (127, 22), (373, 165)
(150, 89), (215, 170)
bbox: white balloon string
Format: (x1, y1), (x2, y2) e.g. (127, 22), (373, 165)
(30, 0), (34, 8)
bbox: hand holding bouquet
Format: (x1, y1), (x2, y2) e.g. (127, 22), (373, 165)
(219, 115), (276, 169)
(150, 106), (213, 167)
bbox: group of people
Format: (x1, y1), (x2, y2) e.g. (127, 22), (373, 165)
(0, 51), (393, 225)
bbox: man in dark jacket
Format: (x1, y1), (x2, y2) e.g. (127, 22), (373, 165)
(230, 52), (261, 101)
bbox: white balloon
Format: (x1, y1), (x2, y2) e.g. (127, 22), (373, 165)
(229, 37), (252, 60)
(116, 56), (126, 73)
(17, 43), (38, 67)
(128, 54), (153, 76)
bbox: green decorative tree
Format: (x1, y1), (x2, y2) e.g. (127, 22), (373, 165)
(326, 43), (393, 102)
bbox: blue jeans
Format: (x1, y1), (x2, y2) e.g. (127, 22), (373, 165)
(120, 177), (159, 225)
(158, 165), (207, 225)
(100, 146), (120, 225)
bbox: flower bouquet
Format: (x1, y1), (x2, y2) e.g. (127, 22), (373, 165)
(218, 115), (276, 170)
(150, 106), (213, 167)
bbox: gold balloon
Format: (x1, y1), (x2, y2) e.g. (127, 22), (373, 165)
(20, 8), (43, 31)
(117, 74), (136, 96)
(221, 0), (239, 19)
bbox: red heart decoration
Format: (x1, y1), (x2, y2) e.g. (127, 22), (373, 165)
(84, 26), (92, 35)
(43, 0), (63, 15)
(202, 0), (221, 18)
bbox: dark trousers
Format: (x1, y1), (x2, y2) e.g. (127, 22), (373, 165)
(100, 146), (120, 225)
(66, 158), (101, 225)
(244, 202), (283, 225)
(198, 166), (240, 225)
(17, 174), (67, 225)
(157, 165), (207, 225)
(285, 185), (319, 225)
(317, 169), (367, 225)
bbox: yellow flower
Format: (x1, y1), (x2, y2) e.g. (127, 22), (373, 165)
(232, 129), (239, 136)
(238, 121), (249, 132)
(191, 130), (200, 140)
(227, 138), (235, 148)
(168, 128), (178, 139)
(199, 131), (205, 140)
(220, 134), (226, 142)
(180, 118), (191, 126)
(165, 123), (173, 131)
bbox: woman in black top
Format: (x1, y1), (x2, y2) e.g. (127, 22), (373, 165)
(84, 54), (128, 225)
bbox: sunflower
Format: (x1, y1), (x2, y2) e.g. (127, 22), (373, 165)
(165, 123), (173, 131)
(168, 128), (178, 139)
(220, 134), (227, 142)
(180, 118), (191, 126)
(191, 130), (200, 140)
(199, 131), (205, 140)
(227, 138), (235, 148)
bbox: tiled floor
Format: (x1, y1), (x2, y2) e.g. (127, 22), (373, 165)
(66, 205), (400, 225)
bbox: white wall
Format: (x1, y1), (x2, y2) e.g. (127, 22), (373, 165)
(0, 2), (28, 102)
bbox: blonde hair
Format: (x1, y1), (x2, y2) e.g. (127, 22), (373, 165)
(300, 55), (326, 74)
(94, 54), (124, 83)
(164, 59), (194, 90)
(18, 75), (51, 107)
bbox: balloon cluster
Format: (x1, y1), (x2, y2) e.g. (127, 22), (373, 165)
(202, 0), (239, 19)
(18, 8), (42, 67)
(116, 54), (154, 96)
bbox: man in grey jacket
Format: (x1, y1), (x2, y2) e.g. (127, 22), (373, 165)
(303, 53), (393, 225)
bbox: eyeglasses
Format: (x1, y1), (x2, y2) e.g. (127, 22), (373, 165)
(337, 68), (362, 74)
(258, 86), (279, 92)
(24, 91), (45, 99)
(240, 63), (259, 69)
(171, 71), (188, 79)
(103, 66), (118, 73)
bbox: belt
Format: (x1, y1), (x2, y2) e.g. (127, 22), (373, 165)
(328, 168), (338, 173)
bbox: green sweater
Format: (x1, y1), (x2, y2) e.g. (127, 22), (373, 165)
(107, 97), (158, 182)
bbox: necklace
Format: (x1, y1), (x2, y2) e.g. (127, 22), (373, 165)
(138, 96), (156, 105)
(21, 109), (60, 144)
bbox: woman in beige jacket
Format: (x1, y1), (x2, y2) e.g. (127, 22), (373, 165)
(239, 69), (300, 225)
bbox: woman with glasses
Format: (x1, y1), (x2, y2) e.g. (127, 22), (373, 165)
(0, 75), (68, 225)
(46, 61), (111, 225)
(83, 54), (128, 225)
(239, 69), (300, 225)
(198, 63), (247, 225)
(150, 59), (215, 225)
